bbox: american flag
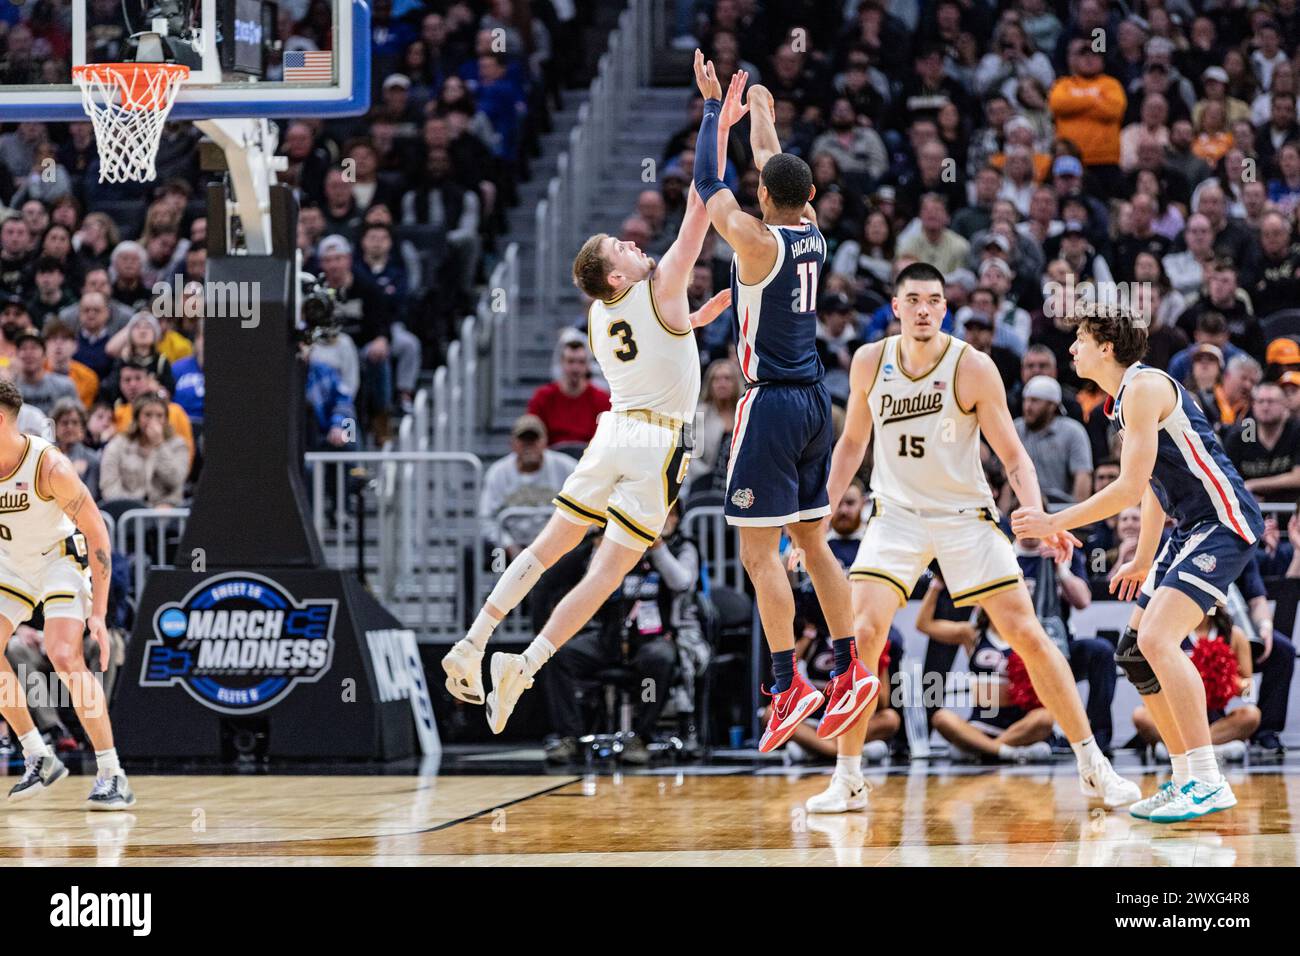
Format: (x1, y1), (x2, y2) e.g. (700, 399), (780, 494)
(284, 50), (333, 83)
(15, 482), (27, 491)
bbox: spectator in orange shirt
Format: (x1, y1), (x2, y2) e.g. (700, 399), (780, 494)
(1049, 38), (1127, 198)
(43, 319), (99, 408)
(1192, 99), (1234, 166)
(111, 358), (195, 462)
(526, 335), (610, 447)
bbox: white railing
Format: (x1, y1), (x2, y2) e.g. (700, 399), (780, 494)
(115, 508), (190, 601)
(115, 443), (485, 643)
(430, 241), (519, 453)
(681, 505), (746, 594)
(533, 0), (649, 320)
(307, 449), (485, 640)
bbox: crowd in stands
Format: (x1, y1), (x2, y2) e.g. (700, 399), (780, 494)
(475, 0), (1300, 763)
(0, 0), (590, 757)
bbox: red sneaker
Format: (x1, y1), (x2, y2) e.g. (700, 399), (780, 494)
(759, 674), (825, 753)
(816, 658), (880, 740)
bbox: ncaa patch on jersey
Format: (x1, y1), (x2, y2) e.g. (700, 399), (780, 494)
(1192, 553), (1217, 573)
(731, 488), (755, 509)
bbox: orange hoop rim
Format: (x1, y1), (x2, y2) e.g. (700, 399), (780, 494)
(72, 62), (191, 111)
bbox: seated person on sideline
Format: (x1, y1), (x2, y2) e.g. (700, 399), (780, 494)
(1132, 606), (1260, 763)
(526, 335), (611, 446)
(478, 414), (576, 559)
(542, 503), (700, 765)
(918, 575), (1055, 763)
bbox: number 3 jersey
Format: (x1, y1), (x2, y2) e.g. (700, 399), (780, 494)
(867, 334), (996, 512)
(587, 276), (700, 423)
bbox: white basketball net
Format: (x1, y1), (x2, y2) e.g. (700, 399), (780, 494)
(72, 63), (189, 184)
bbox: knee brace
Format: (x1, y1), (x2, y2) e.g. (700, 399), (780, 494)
(1114, 626), (1161, 696)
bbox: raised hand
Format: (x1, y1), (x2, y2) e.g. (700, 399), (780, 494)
(746, 83), (775, 120)
(719, 69), (750, 128)
(693, 49), (722, 100)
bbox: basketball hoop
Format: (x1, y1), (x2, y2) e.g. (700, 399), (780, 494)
(72, 62), (190, 184)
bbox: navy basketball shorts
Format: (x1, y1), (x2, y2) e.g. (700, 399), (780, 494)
(724, 381), (832, 527)
(1137, 520), (1259, 614)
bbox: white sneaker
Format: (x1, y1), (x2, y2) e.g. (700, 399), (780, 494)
(862, 740), (889, 763)
(1130, 780), (1179, 820)
(1215, 739), (1247, 762)
(805, 773), (870, 813)
(1148, 778), (1237, 823)
(1004, 741), (1053, 763)
(442, 639), (485, 704)
(1079, 757), (1142, 808)
(485, 652), (533, 734)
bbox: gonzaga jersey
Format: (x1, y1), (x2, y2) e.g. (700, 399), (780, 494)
(587, 277), (701, 421)
(730, 219), (826, 385)
(1107, 363), (1263, 541)
(0, 435), (75, 567)
(868, 335), (995, 511)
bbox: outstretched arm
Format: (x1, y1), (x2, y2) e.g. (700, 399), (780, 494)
(692, 52), (776, 274)
(964, 347), (1079, 555)
(689, 288), (732, 328)
(826, 342), (881, 513)
(747, 84), (817, 226)
(655, 68), (748, 320)
(1013, 375), (1167, 536)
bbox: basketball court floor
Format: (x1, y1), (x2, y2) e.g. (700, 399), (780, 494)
(1, 755), (1297, 866)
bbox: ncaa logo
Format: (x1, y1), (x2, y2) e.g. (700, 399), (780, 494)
(158, 608), (187, 638)
(141, 572), (338, 714)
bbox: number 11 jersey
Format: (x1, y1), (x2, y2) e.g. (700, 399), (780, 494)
(868, 334), (996, 512)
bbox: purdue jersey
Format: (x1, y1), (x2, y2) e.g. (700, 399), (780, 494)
(867, 334), (994, 512)
(587, 276), (701, 422)
(0, 434), (75, 569)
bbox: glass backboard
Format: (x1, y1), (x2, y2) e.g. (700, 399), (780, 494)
(0, 0), (369, 121)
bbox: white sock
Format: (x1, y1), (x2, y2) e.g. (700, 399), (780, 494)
(95, 747), (121, 777)
(1071, 735), (1102, 770)
(998, 744), (1019, 761)
(465, 612), (498, 652)
(521, 636), (556, 677)
(485, 548), (546, 618)
(1186, 744), (1223, 785)
(18, 729), (50, 760)
(836, 754), (862, 782)
(1170, 752), (1190, 786)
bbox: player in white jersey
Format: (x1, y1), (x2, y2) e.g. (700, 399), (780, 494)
(802, 262), (1140, 812)
(440, 73), (745, 733)
(0, 380), (134, 809)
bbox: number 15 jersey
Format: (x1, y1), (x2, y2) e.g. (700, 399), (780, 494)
(868, 334), (995, 512)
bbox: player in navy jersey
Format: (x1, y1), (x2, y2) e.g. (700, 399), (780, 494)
(692, 54), (876, 753)
(1013, 306), (1265, 822)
